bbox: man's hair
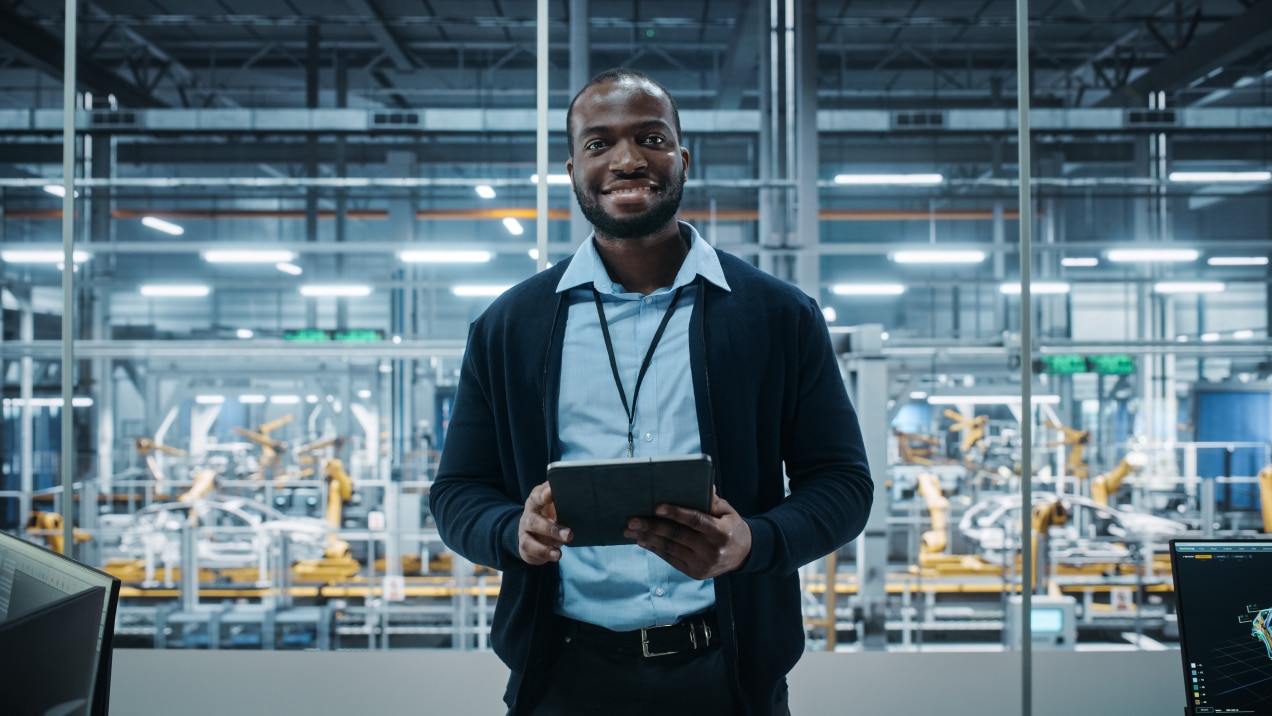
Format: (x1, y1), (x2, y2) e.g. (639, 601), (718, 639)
(565, 68), (682, 157)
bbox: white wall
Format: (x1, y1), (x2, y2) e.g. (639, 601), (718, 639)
(110, 648), (1183, 715)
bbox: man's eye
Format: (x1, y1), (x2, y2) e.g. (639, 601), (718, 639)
(585, 140), (607, 150)
(641, 136), (665, 145)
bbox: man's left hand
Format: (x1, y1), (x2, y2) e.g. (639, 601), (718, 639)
(624, 489), (751, 580)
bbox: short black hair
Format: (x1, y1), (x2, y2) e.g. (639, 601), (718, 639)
(565, 68), (682, 157)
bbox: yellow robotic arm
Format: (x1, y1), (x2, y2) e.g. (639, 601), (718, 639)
(1259, 465), (1272, 534)
(894, 429), (942, 466)
(1044, 421), (1091, 480)
(916, 471), (950, 555)
(1091, 455), (1142, 507)
(323, 458), (354, 559)
(26, 511), (90, 555)
(1030, 499), (1070, 591)
(944, 409), (988, 453)
(135, 437), (187, 485)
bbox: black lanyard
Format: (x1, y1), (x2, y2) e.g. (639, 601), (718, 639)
(592, 285), (687, 457)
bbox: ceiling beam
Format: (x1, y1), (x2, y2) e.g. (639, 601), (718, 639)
(344, 0), (416, 72)
(713, 0), (762, 110)
(0, 5), (164, 108)
(1097, 0), (1272, 107)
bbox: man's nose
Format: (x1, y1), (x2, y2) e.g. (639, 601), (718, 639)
(609, 140), (646, 173)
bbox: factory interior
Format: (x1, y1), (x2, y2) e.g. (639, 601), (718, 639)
(2, 0), (1270, 713)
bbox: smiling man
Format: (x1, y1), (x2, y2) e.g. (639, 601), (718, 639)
(429, 68), (874, 716)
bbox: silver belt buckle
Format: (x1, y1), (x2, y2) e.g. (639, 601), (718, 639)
(641, 624), (677, 658)
(640, 621), (712, 658)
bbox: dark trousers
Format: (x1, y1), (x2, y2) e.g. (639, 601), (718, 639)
(518, 618), (792, 716)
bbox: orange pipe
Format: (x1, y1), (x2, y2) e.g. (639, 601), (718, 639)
(5, 207), (1027, 222)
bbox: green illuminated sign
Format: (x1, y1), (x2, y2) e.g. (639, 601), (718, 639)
(1035, 353), (1137, 375)
(1088, 354), (1136, 375)
(333, 329), (384, 342)
(1037, 355), (1087, 375)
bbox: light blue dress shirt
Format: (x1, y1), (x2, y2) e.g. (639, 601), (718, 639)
(553, 223), (731, 631)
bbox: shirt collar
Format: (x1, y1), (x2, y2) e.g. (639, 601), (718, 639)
(556, 221), (732, 295)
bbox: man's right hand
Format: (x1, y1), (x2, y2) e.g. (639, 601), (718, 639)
(518, 481), (573, 565)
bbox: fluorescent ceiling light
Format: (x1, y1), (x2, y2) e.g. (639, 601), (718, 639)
(910, 391), (928, 400)
(1106, 248), (1199, 262)
(531, 174), (571, 185)
(475, 185), (497, 199)
(833, 173), (944, 186)
(203, 250), (297, 263)
(276, 262), (303, 275)
(1208, 256), (1268, 266)
(398, 250), (493, 263)
(452, 284), (512, 297)
(236, 329), (254, 339)
(892, 250), (986, 264)
(1201, 333), (1220, 342)
(832, 284), (906, 296)
(1234, 330), (1255, 340)
(503, 217), (525, 235)
(141, 216), (185, 235)
(357, 389), (373, 399)
(821, 307), (837, 323)
(1168, 171), (1271, 183)
(43, 184), (77, 198)
(927, 394), (1061, 405)
(1061, 257), (1098, 267)
(528, 248), (540, 260)
(238, 394), (267, 404)
(1, 249), (91, 263)
(305, 395), (319, 403)
(270, 395), (301, 405)
(1000, 282), (1071, 295)
(195, 395), (226, 404)
(2, 397), (93, 408)
(300, 284), (372, 297)
(140, 285), (210, 297)
(1154, 281), (1225, 294)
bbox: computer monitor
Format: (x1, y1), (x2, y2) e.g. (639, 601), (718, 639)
(1170, 539), (1272, 716)
(0, 529), (121, 716)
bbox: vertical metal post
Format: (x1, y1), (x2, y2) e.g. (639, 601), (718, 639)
(20, 295), (34, 527)
(1016, 1), (1034, 715)
(569, 0), (590, 248)
(535, 0), (549, 272)
(793, 0), (820, 298)
(60, 0), (79, 555)
(845, 325), (889, 650)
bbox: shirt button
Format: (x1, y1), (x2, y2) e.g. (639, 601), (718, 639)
(654, 587), (665, 597)
(644, 296), (653, 304)
(644, 433), (653, 442)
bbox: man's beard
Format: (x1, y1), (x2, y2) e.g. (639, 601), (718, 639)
(573, 170), (686, 240)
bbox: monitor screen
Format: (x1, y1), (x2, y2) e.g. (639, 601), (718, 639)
(1031, 608), (1064, 634)
(0, 529), (121, 716)
(1171, 539), (1272, 716)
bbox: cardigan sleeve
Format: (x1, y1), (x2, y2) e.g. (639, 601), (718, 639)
(737, 294), (875, 576)
(428, 322), (528, 572)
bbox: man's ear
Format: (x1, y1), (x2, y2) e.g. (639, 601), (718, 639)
(680, 147), (690, 174)
(566, 157), (574, 181)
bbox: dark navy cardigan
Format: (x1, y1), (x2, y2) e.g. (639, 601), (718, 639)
(430, 247), (874, 715)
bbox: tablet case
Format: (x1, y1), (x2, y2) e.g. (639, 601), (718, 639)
(547, 454), (714, 547)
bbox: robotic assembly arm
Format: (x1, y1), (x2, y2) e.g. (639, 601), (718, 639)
(916, 470), (950, 555)
(1030, 499), (1071, 591)
(1259, 465), (1272, 534)
(1044, 421), (1091, 480)
(894, 429), (943, 466)
(134, 437), (188, 487)
(25, 511), (90, 555)
(1090, 453), (1145, 507)
(234, 414), (295, 478)
(322, 458), (354, 560)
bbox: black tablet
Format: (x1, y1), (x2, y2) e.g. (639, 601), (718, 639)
(546, 454), (715, 547)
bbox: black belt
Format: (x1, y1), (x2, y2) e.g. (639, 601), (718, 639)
(556, 611), (718, 658)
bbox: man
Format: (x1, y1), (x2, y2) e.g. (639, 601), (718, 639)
(430, 68), (874, 715)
